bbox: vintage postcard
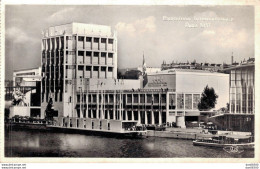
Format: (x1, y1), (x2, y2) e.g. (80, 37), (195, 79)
(0, 0), (259, 164)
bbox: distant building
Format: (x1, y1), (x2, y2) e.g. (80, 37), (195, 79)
(161, 60), (230, 72)
(6, 67), (41, 118)
(13, 67), (41, 87)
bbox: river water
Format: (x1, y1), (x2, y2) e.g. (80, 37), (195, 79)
(5, 129), (254, 158)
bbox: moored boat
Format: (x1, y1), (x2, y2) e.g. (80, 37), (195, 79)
(193, 134), (254, 150)
(47, 116), (147, 138)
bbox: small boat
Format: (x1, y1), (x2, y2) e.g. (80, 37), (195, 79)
(193, 134), (254, 150)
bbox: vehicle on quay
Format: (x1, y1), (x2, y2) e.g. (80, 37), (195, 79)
(193, 134), (254, 150)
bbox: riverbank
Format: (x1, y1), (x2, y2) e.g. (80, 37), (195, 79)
(147, 128), (252, 140)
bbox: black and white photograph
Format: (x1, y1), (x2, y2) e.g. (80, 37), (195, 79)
(1, 1), (259, 164)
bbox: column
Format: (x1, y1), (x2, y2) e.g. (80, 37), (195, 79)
(83, 36), (86, 50)
(246, 86), (249, 114)
(119, 93), (122, 120)
(125, 111), (128, 121)
(151, 111), (155, 125)
(107, 110), (110, 120)
(113, 93), (116, 120)
(159, 111), (162, 125)
(132, 111), (134, 121)
(96, 94), (99, 119)
(138, 111), (141, 124)
(145, 111), (148, 124)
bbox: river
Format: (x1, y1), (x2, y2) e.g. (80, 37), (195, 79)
(5, 129), (254, 158)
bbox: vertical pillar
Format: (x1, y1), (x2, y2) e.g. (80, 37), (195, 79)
(234, 71), (237, 114)
(145, 111), (148, 124)
(91, 109), (93, 118)
(138, 111), (141, 124)
(119, 93), (122, 120)
(132, 111), (134, 121)
(101, 92), (104, 119)
(246, 86), (249, 114)
(151, 111), (155, 125)
(96, 93), (99, 119)
(113, 93), (116, 120)
(159, 111), (162, 125)
(106, 38), (108, 51)
(108, 110), (110, 120)
(125, 111), (128, 121)
(83, 36), (86, 50)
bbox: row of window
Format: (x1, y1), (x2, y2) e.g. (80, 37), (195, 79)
(74, 93), (200, 110)
(169, 94), (200, 110)
(42, 36), (114, 50)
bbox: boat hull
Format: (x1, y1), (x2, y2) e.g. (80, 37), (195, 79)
(47, 126), (147, 138)
(193, 140), (254, 150)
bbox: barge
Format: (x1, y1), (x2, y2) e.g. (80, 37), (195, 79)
(5, 116), (147, 138)
(48, 117), (147, 138)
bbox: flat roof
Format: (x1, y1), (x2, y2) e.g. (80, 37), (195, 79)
(148, 68), (227, 76)
(223, 63), (254, 71)
(13, 67), (40, 72)
(46, 22), (112, 29)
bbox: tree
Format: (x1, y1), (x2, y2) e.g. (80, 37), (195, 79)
(198, 85), (218, 111)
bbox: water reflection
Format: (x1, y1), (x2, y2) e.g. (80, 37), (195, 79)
(5, 129), (254, 158)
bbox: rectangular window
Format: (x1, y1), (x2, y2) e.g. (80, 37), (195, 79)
(108, 67), (113, 72)
(193, 94), (200, 110)
(169, 94), (176, 109)
(101, 52), (106, 57)
(108, 53), (113, 58)
(94, 38), (99, 43)
(78, 36), (84, 41)
(185, 94), (192, 109)
(177, 94), (184, 109)
(94, 52), (99, 57)
(86, 51), (91, 56)
(92, 95), (97, 103)
(127, 94), (132, 104)
(147, 94), (152, 103)
(86, 37), (91, 42)
(101, 38), (106, 43)
(108, 39), (113, 44)
(140, 94), (145, 103)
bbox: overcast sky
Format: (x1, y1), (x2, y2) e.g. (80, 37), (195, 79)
(5, 5), (254, 80)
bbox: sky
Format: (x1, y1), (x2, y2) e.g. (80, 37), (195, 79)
(5, 5), (254, 80)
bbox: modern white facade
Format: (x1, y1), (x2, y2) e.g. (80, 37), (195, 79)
(144, 69), (229, 127)
(41, 23), (118, 118)
(13, 67), (41, 87)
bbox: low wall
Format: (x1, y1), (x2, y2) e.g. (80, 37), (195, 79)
(147, 130), (197, 140)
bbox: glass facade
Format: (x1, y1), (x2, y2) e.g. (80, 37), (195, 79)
(229, 66), (254, 114)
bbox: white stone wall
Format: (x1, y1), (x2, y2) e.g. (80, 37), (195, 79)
(176, 71), (229, 109)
